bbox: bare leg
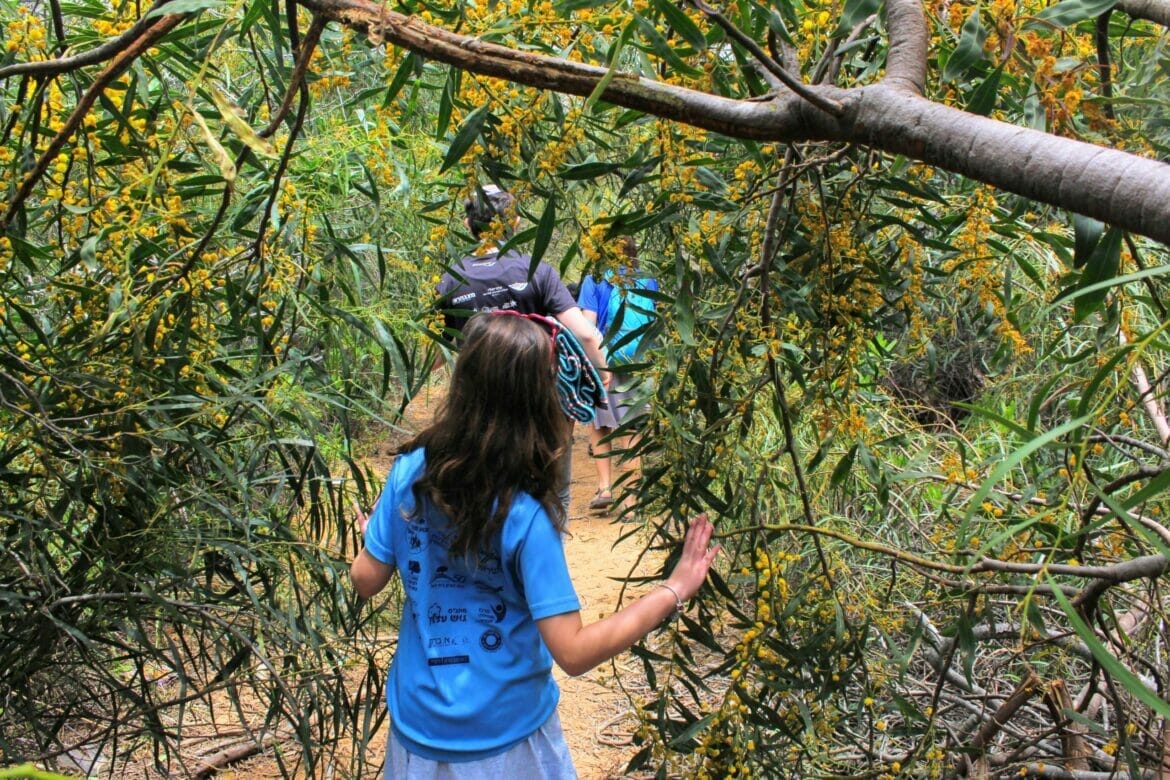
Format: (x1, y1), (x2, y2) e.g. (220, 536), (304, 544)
(588, 424), (613, 510)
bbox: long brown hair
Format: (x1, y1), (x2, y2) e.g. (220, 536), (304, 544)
(398, 313), (571, 557)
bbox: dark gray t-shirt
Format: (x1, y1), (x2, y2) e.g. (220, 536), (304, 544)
(436, 250), (577, 335)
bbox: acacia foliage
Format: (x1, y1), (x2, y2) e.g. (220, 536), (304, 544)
(2, 0), (1170, 775)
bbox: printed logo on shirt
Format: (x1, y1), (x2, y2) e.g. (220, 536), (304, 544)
(428, 656), (470, 666)
(451, 292), (476, 305)
(480, 628), (503, 652)
(430, 565), (467, 587)
(406, 525), (427, 553)
(405, 559), (421, 589)
(507, 282), (529, 293)
(428, 635), (468, 649)
(477, 549), (502, 575)
(476, 599), (506, 624)
(428, 603), (469, 625)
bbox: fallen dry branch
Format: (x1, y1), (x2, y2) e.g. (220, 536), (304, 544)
(193, 730), (294, 777)
(1043, 680), (1091, 771)
(966, 671), (1043, 776)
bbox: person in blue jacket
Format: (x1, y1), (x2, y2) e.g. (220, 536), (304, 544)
(576, 236), (659, 514)
(351, 312), (717, 778)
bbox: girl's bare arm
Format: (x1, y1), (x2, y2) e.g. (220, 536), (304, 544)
(350, 503), (397, 598)
(537, 514), (718, 677)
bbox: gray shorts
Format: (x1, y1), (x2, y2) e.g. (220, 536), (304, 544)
(592, 371), (650, 431)
(385, 710), (577, 779)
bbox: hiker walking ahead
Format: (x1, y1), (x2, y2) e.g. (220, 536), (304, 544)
(577, 236), (659, 516)
(351, 312), (718, 778)
(435, 184), (609, 515)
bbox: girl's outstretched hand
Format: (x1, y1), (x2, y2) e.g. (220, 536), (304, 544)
(353, 501), (370, 534)
(664, 513), (720, 602)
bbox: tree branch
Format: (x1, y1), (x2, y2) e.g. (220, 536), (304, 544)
(884, 0), (929, 93)
(1114, 0), (1170, 26)
(293, 0), (1170, 245)
(685, 0), (845, 115)
(0, 0), (177, 81)
(968, 670), (1043, 759)
(1, 13), (185, 232)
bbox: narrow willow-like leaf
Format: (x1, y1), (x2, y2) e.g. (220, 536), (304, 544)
(1049, 579), (1170, 719)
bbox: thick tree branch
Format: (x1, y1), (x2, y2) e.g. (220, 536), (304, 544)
(294, 0), (1170, 246)
(884, 0), (929, 93)
(968, 671), (1043, 760)
(1043, 679), (1092, 771)
(1114, 0), (1170, 26)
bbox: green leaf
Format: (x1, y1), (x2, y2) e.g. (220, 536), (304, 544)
(1092, 486), (1170, 559)
(767, 10), (795, 46)
(964, 63), (1003, 115)
(674, 282), (696, 346)
(530, 197), (556, 266)
(831, 445), (858, 487)
(836, 0), (882, 36)
(439, 102), (490, 173)
(559, 157), (622, 180)
(1043, 264), (1170, 320)
(1025, 0), (1115, 29)
(1049, 580), (1170, 719)
(1118, 468), (1170, 517)
(79, 235), (99, 272)
(146, 0), (224, 16)
(1023, 84), (1046, 131)
(555, 0), (614, 11)
(634, 14), (703, 77)
(943, 6), (989, 83)
(959, 414), (1093, 547)
(383, 52), (420, 108)
(652, 0), (707, 51)
(1072, 213), (1105, 269)
(587, 19), (635, 110)
(1074, 343), (1131, 418)
(1072, 227), (1122, 321)
(239, 0), (268, 32)
(436, 70), (456, 140)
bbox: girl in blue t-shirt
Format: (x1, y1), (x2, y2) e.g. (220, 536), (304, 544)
(351, 312), (719, 779)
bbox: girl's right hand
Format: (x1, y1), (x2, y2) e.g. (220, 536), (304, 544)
(353, 501), (370, 535)
(664, 514), (720, 602)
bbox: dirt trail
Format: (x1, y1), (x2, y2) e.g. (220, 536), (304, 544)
(380, 383), (655, 779)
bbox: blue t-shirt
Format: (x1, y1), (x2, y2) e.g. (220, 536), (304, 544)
(578, 270), (659, 363)
(362, 448), (581, 762)
(577, 274), (615, 333)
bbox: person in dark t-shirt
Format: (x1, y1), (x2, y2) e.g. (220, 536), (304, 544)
(435, 184), (609, 516)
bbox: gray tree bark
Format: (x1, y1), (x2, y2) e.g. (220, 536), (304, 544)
(298, 0), (1170, 246)
(1115, 0), (1170, 26)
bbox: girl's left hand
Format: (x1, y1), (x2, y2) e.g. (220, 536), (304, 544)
(664, 513), (720, 602)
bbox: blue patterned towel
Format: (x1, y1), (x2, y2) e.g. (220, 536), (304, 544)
(552, 323), (607, 423)
(490, 310), (607, 423)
